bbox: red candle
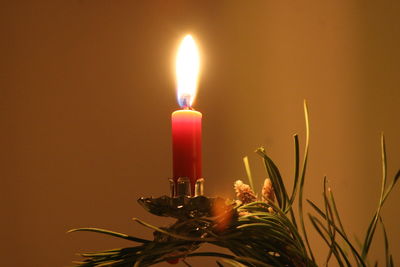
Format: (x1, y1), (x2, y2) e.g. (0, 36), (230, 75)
(172, 109), (202, 195)
(172, 35), (202, 196)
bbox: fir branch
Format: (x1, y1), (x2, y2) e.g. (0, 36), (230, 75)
(70, 102), (399, 267)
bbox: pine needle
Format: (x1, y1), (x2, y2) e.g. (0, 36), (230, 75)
(243, 156), (254, 190)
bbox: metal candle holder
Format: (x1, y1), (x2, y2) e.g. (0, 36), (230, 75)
(169, 177), (204, 197)
(137, 178), (227, 220)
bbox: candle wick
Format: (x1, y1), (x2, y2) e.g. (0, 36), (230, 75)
(179, 93), (192, 109)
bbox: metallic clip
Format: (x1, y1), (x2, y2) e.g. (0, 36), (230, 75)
(195, 178), (204, 196)
(176, 177), (191, 196)
(168, 178), (175, 197)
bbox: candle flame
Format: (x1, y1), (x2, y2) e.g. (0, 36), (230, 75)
(176, 34), (200, 108)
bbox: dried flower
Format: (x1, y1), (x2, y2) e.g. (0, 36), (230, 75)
(262, 178), (275, 203)
(234, 180), (257, 204)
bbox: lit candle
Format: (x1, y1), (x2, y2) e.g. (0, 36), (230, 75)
(172, 35), (202, 196)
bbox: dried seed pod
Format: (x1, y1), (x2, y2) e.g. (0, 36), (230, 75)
(234, 180), (257, 204)
(262, 178), (275, 203)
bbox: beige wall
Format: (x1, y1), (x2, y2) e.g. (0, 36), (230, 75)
(1, 1), (399, 266)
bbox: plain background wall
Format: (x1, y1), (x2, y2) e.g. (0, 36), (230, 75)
(1, 1), (399, 266)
